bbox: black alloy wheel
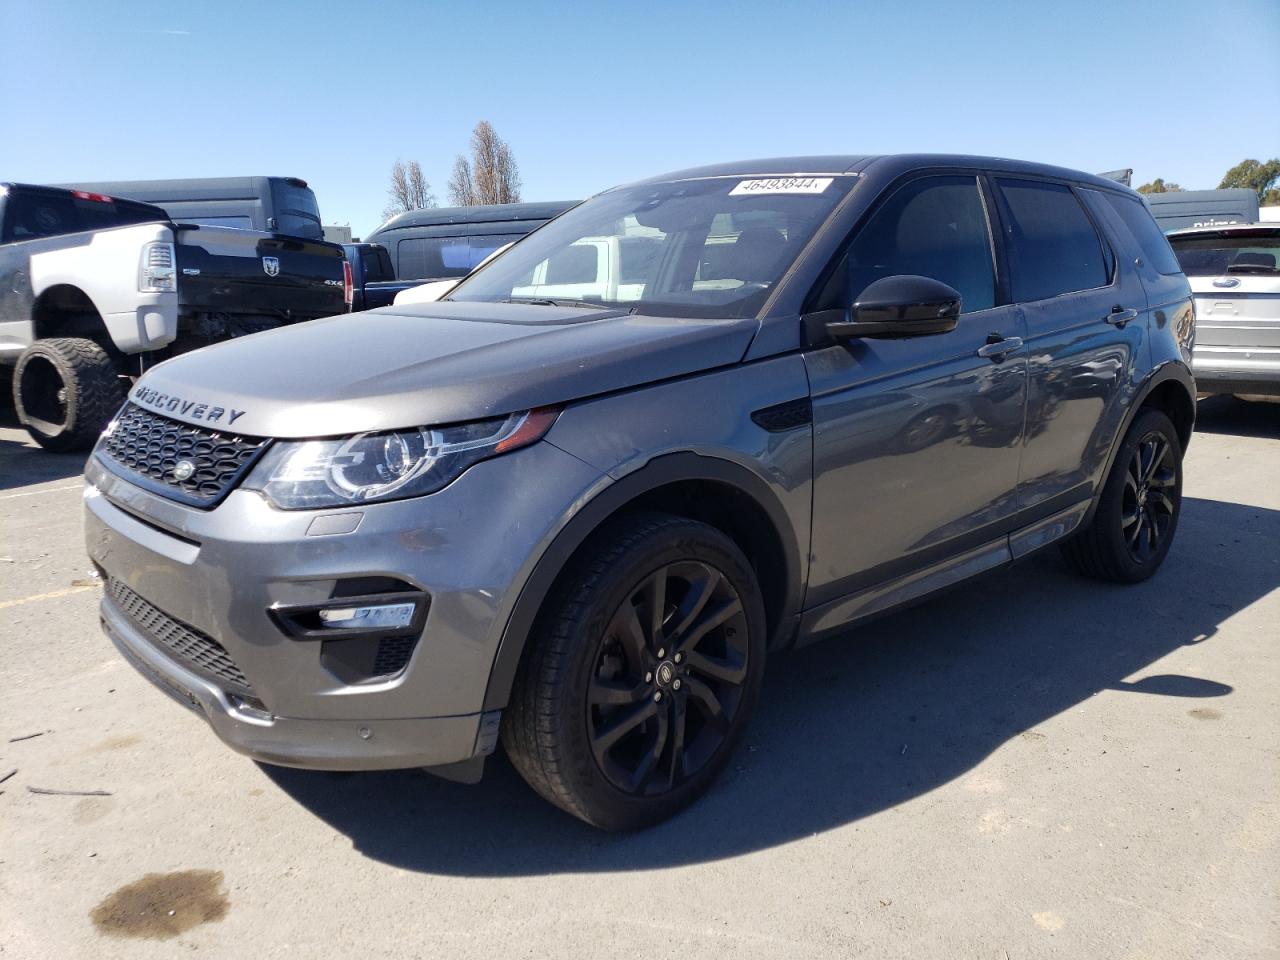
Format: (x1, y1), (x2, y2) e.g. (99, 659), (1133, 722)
(587, 560), (750, 796)
(1120, 430), (1178, 563)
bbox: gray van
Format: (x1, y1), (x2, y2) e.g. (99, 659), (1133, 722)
(59, 176), (324, 240)
(85, 155), (1196, 829)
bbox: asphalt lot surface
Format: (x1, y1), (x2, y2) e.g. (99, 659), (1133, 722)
(1, 396), (1277, 959)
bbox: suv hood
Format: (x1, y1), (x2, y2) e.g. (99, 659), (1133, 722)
(127, 301), (759, 438)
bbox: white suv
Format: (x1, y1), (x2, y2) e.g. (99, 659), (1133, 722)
(1169, 224), (1280, 398)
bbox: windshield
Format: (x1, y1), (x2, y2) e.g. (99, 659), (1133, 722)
(1170, 233), (1280, 276)
(448, 175), (857, 318)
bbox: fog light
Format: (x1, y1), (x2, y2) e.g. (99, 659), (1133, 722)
(318, 602), (417, 630)
(270, 590), (429, 640)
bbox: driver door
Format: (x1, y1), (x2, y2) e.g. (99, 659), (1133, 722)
(804, 174), (1028, 615)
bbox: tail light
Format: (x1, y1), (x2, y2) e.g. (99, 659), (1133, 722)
(72, 190), (114, 203)
(138, 241), (176, 293)
(343, 260), (354, 310)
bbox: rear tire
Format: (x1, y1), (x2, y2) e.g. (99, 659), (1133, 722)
(502, 513), (766, 830)
(13, 338), (124, 452)
(1061, 408), (1183, 583)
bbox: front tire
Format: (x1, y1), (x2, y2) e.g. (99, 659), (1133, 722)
(1061, 408), (1183, 583)
(13, 338), (124, 452)
(502, 513), (767, 830)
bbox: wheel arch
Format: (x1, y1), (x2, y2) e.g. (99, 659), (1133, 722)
(31, 284), (110, 344)
(1083, 360), (1195, 527)
(481, 452), (804, 712)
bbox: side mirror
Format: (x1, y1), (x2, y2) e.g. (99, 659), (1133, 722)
(825, 275), (962, 340)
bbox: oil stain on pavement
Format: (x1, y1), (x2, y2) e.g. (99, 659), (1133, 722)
(91, 870), (228, 938)
(1188, 707), (1223, 720)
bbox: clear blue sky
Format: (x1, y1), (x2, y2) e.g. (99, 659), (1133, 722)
(2, 0), (1277, 239)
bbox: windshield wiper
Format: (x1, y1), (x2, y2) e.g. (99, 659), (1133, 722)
(500, 297), (617, 310)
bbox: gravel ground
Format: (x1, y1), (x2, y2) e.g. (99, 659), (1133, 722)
(1, 396), (1277, 959)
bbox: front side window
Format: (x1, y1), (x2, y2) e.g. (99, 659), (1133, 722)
(816, 176), (996, 314)
(997, 179), (1108, 302)
(449, 175), (857, 319)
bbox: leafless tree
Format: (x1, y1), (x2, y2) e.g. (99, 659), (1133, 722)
(447, 155), (478, 207)
(447, 121), (522, 206)
(383, 159), (436, 220)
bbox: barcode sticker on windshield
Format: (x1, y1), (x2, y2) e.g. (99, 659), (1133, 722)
(729, 177), (833, 196)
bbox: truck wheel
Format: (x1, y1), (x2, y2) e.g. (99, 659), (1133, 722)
(502, 513), (766, 830)
(12, 338), (125, 452)
(1061, 408), (1183, 583)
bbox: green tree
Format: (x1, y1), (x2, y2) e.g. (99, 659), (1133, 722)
(1218, 158), (1280, 205)
(1136, 178), (1182, 194)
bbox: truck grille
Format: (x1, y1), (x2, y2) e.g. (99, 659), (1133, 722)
(98, 403), (268, 507)
(108, 577), (256, 698)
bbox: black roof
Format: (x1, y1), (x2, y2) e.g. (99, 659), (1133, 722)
(52, 176), (311, 201)
(2, 181), (169, 212)
(371, 200), (577, 236)
(634, 154), (1138, 194)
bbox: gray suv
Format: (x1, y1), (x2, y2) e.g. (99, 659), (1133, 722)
(84, 155), (1197, 830)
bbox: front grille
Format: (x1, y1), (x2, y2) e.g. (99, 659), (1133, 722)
(108, 577), (255, 697)
(98, 403), (268, 507)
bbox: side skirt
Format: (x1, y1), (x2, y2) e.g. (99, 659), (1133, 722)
(796, 500), (1089, 646)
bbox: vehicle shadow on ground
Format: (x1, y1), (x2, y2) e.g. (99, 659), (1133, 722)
(1195, 395), (1280, 439)
(266, 494), (1275, 875)
(0, 404), (89, 491)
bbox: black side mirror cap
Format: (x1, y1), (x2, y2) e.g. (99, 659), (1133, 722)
(823, 275), (962, 340)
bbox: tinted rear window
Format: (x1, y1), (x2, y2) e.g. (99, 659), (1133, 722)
(1170, 234), (1280, 276)
(996, 179), (1108, 302)
(1102, 192), (1183, 275)
(272, 182), (322, 239)
(2, 190), (165, 242)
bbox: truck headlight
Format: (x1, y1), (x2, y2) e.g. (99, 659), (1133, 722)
(243, 408), (559, 509)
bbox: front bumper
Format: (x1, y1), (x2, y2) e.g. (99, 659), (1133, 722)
(84, 440), (602, 771)
(101, 599), (494, 770)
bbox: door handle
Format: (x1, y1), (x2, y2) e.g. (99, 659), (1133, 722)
(977, 336), (1023, 361)
(1105, 306), (1139, 327)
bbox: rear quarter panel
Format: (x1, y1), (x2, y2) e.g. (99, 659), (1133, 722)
(5, 222), (178, 354)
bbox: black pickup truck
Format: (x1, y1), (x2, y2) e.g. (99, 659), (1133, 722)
(0, 182), (350, 450)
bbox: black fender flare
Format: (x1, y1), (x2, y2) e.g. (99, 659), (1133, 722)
(480, 451), (804, 711)
(1081, 359), (1195, 528)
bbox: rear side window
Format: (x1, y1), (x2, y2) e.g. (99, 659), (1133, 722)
(996, 179), (1108, 302)
(396, 234), (525, 279)
(362, 248), (393, 282)
(818, 175), (996, 314)
(1101, 192), (1183, 275)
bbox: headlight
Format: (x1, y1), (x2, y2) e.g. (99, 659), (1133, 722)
(243, 408), (559, 509)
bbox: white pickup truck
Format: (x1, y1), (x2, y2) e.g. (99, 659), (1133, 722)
(0, 183), (350, 449)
